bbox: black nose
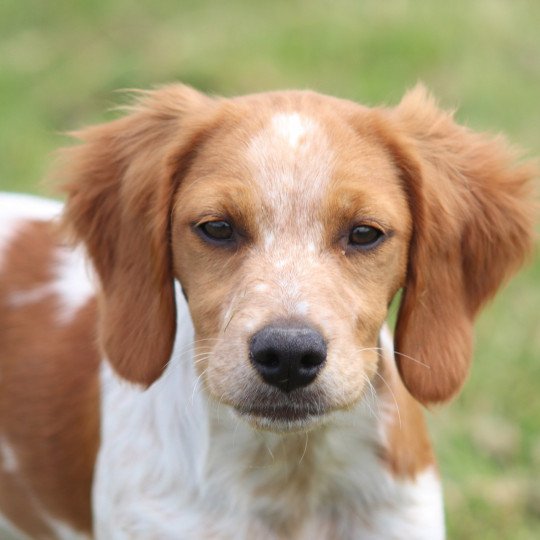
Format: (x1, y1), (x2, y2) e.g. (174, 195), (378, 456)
(249, 323), (327, 393)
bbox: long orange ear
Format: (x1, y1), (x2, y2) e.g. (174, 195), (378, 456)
(386, 85), (536, 405)
(60, 85), (216, 385)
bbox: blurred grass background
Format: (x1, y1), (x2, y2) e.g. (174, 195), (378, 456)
(1, 0), (539, 537)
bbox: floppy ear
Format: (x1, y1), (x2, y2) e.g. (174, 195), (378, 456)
(385, 85), (536, 405)
(60, 85), (216, 386)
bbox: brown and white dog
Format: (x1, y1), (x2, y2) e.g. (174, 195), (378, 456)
(0, 85), (535, 539)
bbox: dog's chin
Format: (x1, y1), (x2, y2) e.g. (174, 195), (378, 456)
(233, 406), (329, 434)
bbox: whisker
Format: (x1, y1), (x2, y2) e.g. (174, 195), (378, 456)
(373, 371), (402, 430)
(361, 374), (380, 422)
(299, 432), (309, 465)
(355, 346), (430, 369)
(192, 353), (213, 365)
(233, 413), (241, 448)
(191, 368), (208, 406)
(393, 350), (429, 369)
(213, 391), (227, 424)
(223, 307), (239, 333)
(244, 430), (275, 468)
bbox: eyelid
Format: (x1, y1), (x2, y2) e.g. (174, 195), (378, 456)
(335, 217), (390, 242)
(192, 215), (229, 228)
(352, 217), (389, 234)
(191, 216), (253, 246)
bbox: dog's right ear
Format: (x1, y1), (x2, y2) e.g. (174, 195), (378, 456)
(59, 85), (217, 386)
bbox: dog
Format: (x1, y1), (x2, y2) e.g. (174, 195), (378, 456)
(0, 84), (535, 539)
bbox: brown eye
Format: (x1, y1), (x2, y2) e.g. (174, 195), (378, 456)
(349, 225), (384, 249)
(199, 221), (234, 242)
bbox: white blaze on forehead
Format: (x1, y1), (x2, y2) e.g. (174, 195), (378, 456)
(244, 113), (335, 316)
(247, 112), (333, 229)
(271, 112), (314, 149)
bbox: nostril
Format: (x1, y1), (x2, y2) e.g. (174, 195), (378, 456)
(300, 351), (324, 369)
(258, 350), (280, 368)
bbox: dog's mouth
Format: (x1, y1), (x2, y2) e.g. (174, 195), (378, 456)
(234, 403), (328, 433)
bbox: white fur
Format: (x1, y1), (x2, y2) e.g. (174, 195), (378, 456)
(243, 320), (257, 333)
(271, 113), (314, 149)
(0, 193), (63, 221)
(264, 232), (275, 248)
(0, 437), (19, 473)
(0, 193), (62, 272)
(248, 113), (331, 231)
(379, 323), (395, 356)
(8, 284), (52, 307)
(295, 300), (310, 316)
(52, 246), (95, 323)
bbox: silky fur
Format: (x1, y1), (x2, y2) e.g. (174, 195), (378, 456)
(0, 85), (535, 539)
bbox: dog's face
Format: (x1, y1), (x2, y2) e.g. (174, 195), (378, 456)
(62, 85), (534, 430)
(172, 103), (411, 430)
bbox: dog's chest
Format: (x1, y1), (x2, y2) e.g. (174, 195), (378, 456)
(199, 414), (443, 540)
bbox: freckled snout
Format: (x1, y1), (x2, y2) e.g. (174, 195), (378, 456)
(249, 323), (327, 392)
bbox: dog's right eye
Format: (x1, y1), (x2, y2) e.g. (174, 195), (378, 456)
(198, 220), (234, 242)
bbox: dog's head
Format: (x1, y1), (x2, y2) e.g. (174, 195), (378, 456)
(61, 85), (535, 431)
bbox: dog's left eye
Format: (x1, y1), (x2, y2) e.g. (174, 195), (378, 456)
(348, 225), (384, 248)
(198, 220), (234, 242)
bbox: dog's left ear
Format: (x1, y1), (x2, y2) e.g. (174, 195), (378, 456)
(60, 85), (218, 386)
(381, 85), (536, 405)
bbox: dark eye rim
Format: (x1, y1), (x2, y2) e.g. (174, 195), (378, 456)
(195, 219), (236, 245)
(347, 224), (387, 251)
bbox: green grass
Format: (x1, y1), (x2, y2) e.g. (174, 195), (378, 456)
(1, 0), (539, 537)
